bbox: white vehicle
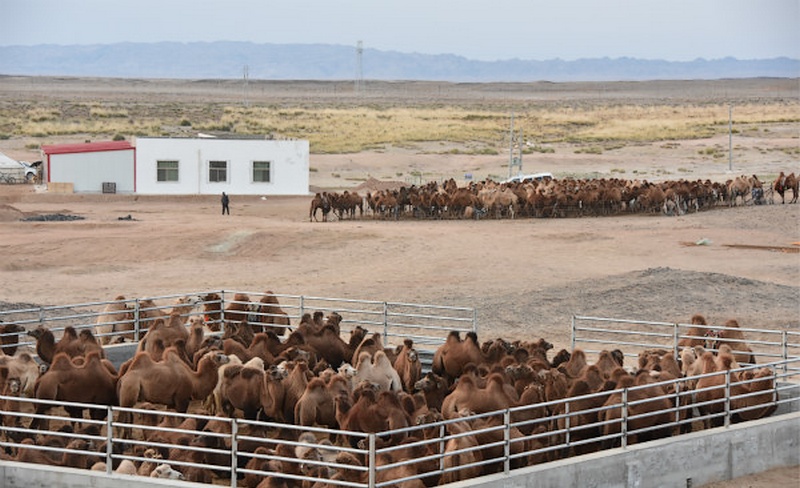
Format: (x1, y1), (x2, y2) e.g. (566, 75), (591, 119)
(0, 152), (39, 183)
(501, 172), (553, 184)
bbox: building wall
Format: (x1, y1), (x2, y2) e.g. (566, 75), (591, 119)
(134, 138), (309, 195)
(47, 149), (135, 193)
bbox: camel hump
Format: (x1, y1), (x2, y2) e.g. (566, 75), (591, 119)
(128, 351), (155, 370)
(224, 364), (244, 379)
(240, 367), (263, 381)
(49, 352), (74, 371)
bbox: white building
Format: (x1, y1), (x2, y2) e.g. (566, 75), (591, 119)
(41, 141), (136, 193)
(134, 137), (309, 196)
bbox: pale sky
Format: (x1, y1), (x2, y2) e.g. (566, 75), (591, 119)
(2, 0), (798, 61)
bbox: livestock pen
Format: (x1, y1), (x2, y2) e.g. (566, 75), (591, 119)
(0, 294), (798, 487)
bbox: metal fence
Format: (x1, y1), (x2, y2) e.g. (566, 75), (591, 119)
(570, 315), (800, 369)
(1, 302), (798, 487)
(0, 358), (798, 487)
(0, 291), (477, 357)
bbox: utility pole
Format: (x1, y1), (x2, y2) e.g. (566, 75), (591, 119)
(355, 41), (364, 95)
(728, 104), (733, 172)
(242, 65), (250, 108)
(508, 113), (523, 179)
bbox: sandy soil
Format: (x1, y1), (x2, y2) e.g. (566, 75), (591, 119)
(0, 77), (798, 485)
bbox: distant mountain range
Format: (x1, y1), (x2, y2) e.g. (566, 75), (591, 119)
(1, 42), (798, 82)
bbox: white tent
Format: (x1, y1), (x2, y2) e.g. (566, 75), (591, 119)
(0, 151), (22, 169)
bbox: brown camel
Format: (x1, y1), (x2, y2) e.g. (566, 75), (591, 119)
(94, 295), (135, 345)
(431, 330), (484, 382)
(116, 349), (229, 437)
(28, 325), (104, 365)
(30, 351), (118, 429)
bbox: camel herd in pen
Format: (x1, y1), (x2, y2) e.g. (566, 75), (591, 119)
(0, 292), (784, 486)
(310, 171), (798, 221)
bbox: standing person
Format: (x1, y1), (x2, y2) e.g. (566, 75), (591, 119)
(221, 192), (230, 215)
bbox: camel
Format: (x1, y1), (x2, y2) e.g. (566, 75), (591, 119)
(731, 367), (777, 422)
(137, 311), (191, 357)
(440, 372), (515, 420)
(393, 339), (422, 393)
(431, 330), (484, 383)
(773, 171), (798, 204)
(224, 292), (253, 325)
(0, 351), (41, 398)
(679, 313), (711, 348)
(600, 371), (673, 447)
(150, 463), (185, 480)
(309, 192), (332, 222)
(209, 355), (264, 416)
(440, 420), (483, 484)
(693, 351), (735, 429)
(353, 350), (403, 392)
(219, 361), (285, 421)
(334, 386), (409, 447)
(250, 291), (291, 335)
(351, 331), (386, 364)
(116, 349), (229, 437)
(704, 319), (756, 364)
(294, 374), (350, 429)
(413, 371), (448, 412)
(15, 437), (94, 469)
(200, 292), (223, 331)
(28, 325), (104, 365)
(298, 323), (366, 369)
(30, 351), (118, 430)
(94, 295), (135, 345)
(0, 321), (26, 356)
(279, 360), (312, 423)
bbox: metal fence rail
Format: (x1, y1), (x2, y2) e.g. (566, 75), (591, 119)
(571, 315), (800, 367)
(1, 357), (797, 487)
(0, 291), (477, 356)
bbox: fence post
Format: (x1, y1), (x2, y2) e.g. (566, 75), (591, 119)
(368, 434), (376, 488)
(570, 315), (576, 352)
(673, 323), (680, 357)
(299, 295), (306, 319)
(724, 371), (731, 428)
(106, 405), (113, 475)
(438, 423), (446, 473)
(621, 389), (628, 448)
(472, 307), (478, 334)
(564, 401), (571, 448)
(133, 299), (141, 342)
(383, 302), (389, 345)
(782, 331), (788, 374)
(503, 410), (511, 475)
(230, 418), (238, 488)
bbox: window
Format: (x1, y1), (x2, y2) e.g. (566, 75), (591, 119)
(209, 160), (228, 182)
(253, 161), (271, 183)
(157, 160), (179, 182)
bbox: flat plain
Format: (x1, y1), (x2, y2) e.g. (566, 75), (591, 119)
(0, 76), (798, 487)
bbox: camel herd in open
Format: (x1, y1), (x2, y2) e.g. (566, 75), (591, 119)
(0, 295), (783, 486)
(311, 171), (798, 221)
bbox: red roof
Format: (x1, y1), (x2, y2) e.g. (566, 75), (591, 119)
(42, 140), (134, 155)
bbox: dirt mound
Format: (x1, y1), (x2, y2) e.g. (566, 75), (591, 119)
(469, 267), (799, 344)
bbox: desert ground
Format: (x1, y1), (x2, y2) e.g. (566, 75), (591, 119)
(0, 77), (798, 486)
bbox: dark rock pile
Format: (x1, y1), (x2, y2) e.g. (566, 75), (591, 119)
(22, 214), (84, 222)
